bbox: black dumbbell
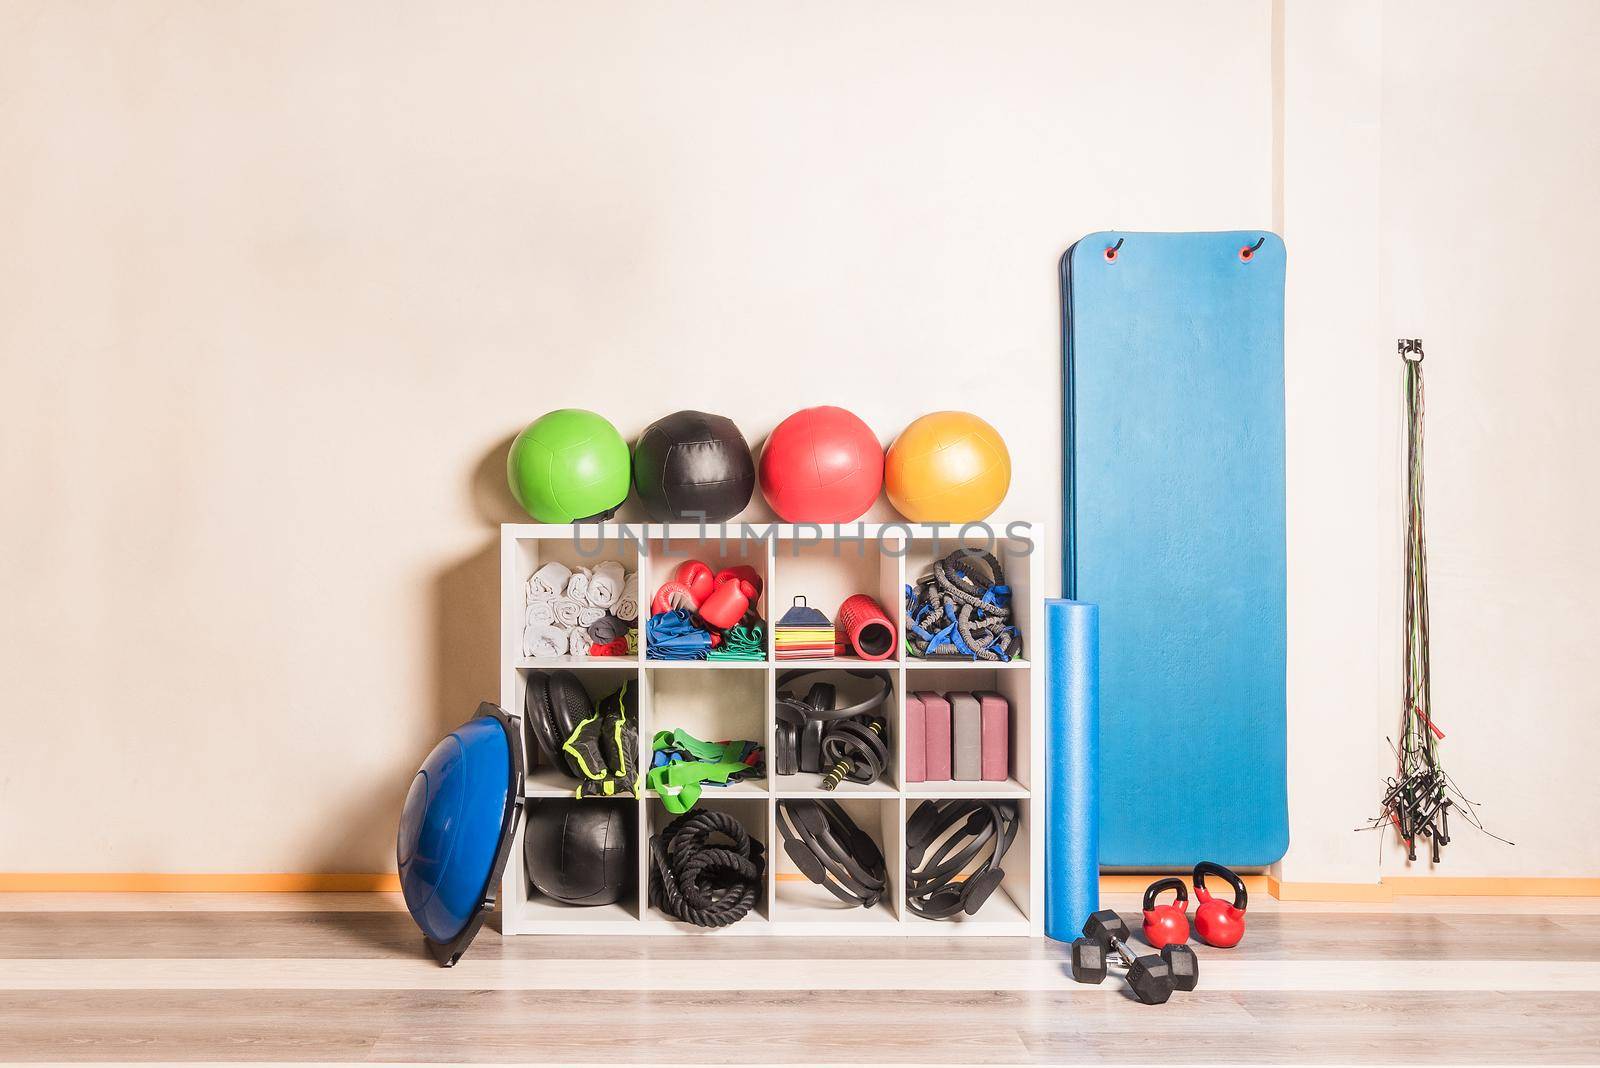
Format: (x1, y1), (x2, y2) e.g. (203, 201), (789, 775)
(1070, 910), (1200, 1005)
(1080, 909), (1199, 991)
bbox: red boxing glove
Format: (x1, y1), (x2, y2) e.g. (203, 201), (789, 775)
(673, 560), (716, 604)
(651, 580), (698, 617)
(713, 565), (763, 602)
(698, 579), (750, 630)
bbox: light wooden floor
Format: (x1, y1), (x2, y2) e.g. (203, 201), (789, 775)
(3, 892), (1599, 1064)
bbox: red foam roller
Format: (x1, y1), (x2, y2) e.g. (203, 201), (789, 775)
(836, 593), (897, 661)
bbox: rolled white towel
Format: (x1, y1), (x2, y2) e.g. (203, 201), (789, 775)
(528, 560), (572, 600)
(552, 597), (583, 629)
(577, 605), (605, 627)
(588, 560), (626, 608)
(614, 572), (639, 622)
(525, 586), (557, 604)
(564, 566), (592, 604)
(526, 601), (556, 627)
(568, 628), (595, 657)
(522, 623), (566, 658)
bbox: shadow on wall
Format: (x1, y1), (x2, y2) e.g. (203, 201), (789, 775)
(310, 439), (521, 878)
(306, 772), (417, 885)
(431, 434), (523, 736)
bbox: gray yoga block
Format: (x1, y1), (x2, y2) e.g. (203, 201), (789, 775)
(951, 692), (981, 781)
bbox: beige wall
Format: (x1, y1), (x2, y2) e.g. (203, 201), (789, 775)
(4, 1), (1589, 881)
(1377, 0), (1600, 877)
(1275, 0), (1389, 885)
(0, 1), (1272, 872)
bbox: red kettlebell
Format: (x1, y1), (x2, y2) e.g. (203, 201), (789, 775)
(1140, 877), (1191, 949)
(1191, 861), (1248, 948)
(673, 560), (716, 604)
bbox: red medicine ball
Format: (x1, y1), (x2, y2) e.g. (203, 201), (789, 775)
(758, 406), (884, 523)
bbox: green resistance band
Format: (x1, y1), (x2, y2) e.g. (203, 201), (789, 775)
(648, 729), (759, 813)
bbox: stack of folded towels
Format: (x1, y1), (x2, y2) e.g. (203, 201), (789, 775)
(522, 559), (639, 658)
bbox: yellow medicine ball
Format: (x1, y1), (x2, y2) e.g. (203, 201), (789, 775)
(885, 411), (1011, 522)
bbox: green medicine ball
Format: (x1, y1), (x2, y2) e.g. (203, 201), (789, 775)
(507, 409), (631, 522)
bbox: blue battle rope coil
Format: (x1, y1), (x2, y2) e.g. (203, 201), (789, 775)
(904, 550), (1022, 662)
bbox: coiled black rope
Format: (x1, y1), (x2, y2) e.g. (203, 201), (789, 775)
(648, 808), (766, 927)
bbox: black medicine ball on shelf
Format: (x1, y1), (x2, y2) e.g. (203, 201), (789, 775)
(632, 410), (756, 522)
(522, 800), (633, 906)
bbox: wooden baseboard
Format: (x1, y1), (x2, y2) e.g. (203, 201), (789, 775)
(1100, 873), (1275, 895)
(1269, 877), (1392, 902)
(1265, 877), (1600, 901)
(1382, 877), (1600, 897)
(0, 873), (401, 893)
(4, 872), (1597, 899)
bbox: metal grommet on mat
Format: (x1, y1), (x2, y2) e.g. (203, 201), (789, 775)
(1103, 237), (1124, 263)
(1239, 237), (1265, 262)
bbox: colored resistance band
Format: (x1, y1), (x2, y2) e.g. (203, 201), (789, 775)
(1367, 341), (1508, 859)
(777, 799), (887, 908)
(647, 729), (765, 814)
(905, 550), (1022, 662)
(706, 621), (766, 661)
(645, 609), (712, 660)
(905, 799), (1019, 919)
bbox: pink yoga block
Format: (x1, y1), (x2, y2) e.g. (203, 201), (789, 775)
(905, 692), (926, 783)
(976, 690), (1009, 781)
(917, 691), (952, 781)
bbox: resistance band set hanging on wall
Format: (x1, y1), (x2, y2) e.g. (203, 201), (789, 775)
(1368, 340), (1507, 862)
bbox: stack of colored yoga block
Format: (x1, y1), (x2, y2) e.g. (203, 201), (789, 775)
(904, 690), (1010, 783)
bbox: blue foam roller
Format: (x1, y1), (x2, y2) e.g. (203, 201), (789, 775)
(1044, 598), (1099, 943)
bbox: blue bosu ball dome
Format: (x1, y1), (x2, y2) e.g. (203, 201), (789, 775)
(397, 704), (522, 965)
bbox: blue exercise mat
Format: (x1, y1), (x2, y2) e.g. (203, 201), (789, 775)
(1061, 231), (1289, 868)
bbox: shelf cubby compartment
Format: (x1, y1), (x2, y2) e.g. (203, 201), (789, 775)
(643, 794), (771, 933)
(644, 529), (771, 662)
(770, 529), (903, 664)
(773, 665), (899, 795)
(903, 796), (1033, 935)
(504, 526), (644, 669)
(643, 665), (768, 797)
(900, 666), (1032, 799)
(517, 665), (638, 793)
(510, 796), (643, 934)
(772, 796), (903, 930)
(903, 526), (1033, 670)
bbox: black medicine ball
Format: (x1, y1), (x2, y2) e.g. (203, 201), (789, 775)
(632, 410), (756, 522)
(523, 800), (633, 906)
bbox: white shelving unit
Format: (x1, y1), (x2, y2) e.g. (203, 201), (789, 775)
(499, 522), (1044, 936)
